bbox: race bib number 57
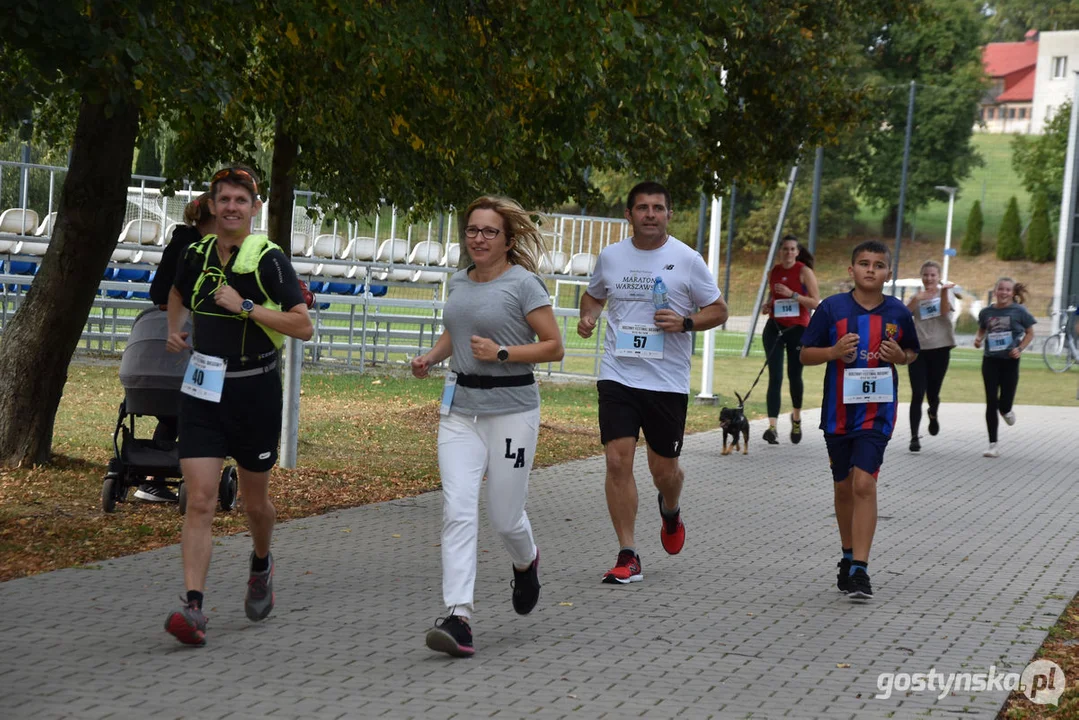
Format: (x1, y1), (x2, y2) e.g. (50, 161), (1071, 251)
(614, 323), (664, 359)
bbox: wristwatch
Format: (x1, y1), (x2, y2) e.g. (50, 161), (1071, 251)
(240, 298), (254, 319)
(791, 292), (799, 301)
(681, 316), (694, 333)
(497, 345), (509, 363)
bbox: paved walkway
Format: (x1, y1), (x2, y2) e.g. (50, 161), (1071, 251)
(2, 402), (1078, 719)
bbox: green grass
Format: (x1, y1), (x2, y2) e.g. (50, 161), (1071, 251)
(857, 134), (1033, 245)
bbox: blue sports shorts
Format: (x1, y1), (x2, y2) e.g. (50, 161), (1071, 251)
(823, 430), (890, 483)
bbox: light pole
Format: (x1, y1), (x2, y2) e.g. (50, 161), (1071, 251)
(935, 185), (958, 285)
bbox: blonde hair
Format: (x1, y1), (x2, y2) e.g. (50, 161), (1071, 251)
(920, 260), (942, 274)
(995, 276), (1028, 305)
(183, 192), (213, 227)
(458, 196), (547, 275)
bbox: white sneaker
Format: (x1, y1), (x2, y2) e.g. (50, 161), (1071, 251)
(983, 443), (1000, 458)
(1002, 411), (1016, 426)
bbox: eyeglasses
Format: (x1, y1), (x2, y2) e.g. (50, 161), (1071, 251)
(464, 226), (503, 240)
(211, 168), (259, 195)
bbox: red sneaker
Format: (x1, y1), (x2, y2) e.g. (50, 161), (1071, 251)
(658, 493), (685, 555)
(601, 549), (643, 584)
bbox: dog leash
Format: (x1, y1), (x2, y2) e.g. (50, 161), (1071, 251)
(737, 325), (789, 405)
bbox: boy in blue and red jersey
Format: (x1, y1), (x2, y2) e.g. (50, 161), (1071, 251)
(800, 241), (919, 602)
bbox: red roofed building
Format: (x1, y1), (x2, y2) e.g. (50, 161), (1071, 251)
(978, 30), (1038, 134)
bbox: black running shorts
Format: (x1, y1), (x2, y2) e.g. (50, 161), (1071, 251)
(597, 379), (688, 458)
(178, 369), (282, 472)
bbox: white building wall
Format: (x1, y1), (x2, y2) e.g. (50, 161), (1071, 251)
(1032, 30), (1079, 133)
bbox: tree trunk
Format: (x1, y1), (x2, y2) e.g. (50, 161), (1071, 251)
(0, 97), (139, 467)
(267, 115), (299, 253)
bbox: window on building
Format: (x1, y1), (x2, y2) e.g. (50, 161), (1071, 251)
(980, 108), (985, 122)
(1019, 108), (1027, 119)
(1009, 107), (1017, 119)
(1052, 56), (1068, 79)
(988, 107), (996, 119)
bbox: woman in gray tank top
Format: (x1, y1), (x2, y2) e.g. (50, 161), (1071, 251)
(904, 260), (956, 452)
(410, 196), (564, 657)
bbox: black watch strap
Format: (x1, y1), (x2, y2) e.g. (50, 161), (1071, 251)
(682, 316), (694, 333)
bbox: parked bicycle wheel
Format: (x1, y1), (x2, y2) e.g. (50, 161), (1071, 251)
(1042, 333), (1075, 373)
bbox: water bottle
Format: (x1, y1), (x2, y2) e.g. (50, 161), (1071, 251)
(652, 276), (670, 310)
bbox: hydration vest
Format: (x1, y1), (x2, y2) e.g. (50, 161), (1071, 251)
(189, 234), (285, 350)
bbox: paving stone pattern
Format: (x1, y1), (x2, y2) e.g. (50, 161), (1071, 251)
(2, 402), (1078, 719)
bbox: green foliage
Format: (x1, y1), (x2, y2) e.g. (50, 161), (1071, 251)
(962, 200), (984, 256)
(0, 130), (67, 212)
(988, 0), (1079, 40)
(738, 176), (860, 250)
(1012, 101), (1070, 218)
(844, 0), (986, 218)
(1025, 193), (1054, 262)
(996, 196), (1024, 260)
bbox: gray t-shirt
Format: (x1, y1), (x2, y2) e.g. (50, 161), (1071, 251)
(978, 303), (1036, 358)
(443, 264), (552, 415)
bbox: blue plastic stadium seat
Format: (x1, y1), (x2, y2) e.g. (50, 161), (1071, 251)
(113, 268), (150, 282)
(9, 260), (35, 275)
(326, 281), (353, 295)
(369, 284), (388, 297)
(103, 267), (117, 280)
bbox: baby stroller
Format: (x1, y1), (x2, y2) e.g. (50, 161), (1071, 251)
(101, 307), (238, 515)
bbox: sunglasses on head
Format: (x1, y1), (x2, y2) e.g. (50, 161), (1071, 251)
(211, 168), (259, 195)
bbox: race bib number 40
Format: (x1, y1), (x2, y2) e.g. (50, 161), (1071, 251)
(614, 323), (664, 359)
(842, 367), (893, 404)
(181, 351), (226, 403)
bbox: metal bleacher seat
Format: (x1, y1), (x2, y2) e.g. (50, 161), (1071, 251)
(441, 242), (461, 269)
(564, 252), (597, 276)
(538, 250), (567, 275)
(373, 238), (411, 282)
(312, 234), (349, 278)
(0, 208), (40, 254)
(290, 232), (317, 275)
(112, 219), (159, 262)
(408, 240), (445, 283)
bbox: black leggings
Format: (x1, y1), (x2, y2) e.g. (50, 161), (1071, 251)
(762, 320), (805, 418)
(981, 356), (1020, 443)
(907, 347), (951, 436)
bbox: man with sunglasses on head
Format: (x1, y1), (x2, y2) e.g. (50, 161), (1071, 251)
(578, 181), (728, 585)
(163, 164), (313, 646)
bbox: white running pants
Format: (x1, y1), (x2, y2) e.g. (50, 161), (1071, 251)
(438, 407), (540, 619)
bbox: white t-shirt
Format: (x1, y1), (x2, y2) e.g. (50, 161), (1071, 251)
(586, 236), (721, 394)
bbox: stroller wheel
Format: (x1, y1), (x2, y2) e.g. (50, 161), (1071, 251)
(219, 465), (238, 512)
(101, 476), (118, 513)
(178, 482), (188, 515)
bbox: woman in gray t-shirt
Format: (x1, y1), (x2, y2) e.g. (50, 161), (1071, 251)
(904, 260), (957, 452)
(410, 196), (563, 658)
(973, 277), (1036, 458)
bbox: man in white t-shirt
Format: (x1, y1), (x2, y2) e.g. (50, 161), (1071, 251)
(578, 181), (728, 585)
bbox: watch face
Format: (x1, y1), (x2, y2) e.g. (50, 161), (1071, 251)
(497, 348), (509, 362)
(242, 299), (254, 312)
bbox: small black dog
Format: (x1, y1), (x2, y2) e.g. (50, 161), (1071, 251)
(719, 391), (750, 456)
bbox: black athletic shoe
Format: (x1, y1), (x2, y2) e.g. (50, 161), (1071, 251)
(425, 615), (474, 657)
(927, 412), (939, 436)
(909, 436), (921, 453)
(790, 416), (802, 445)
(762, 427), (779, 445)
(135, 484), (178, 503)
(848, 569), (873, 602)
(837, 559), (852, 593)
(511, 549), (540, 615)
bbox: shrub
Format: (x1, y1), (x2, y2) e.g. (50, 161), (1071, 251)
(1026, 193), (1054, 262)
(996, 196), (1024, 260)
(960, 200), (983, 256)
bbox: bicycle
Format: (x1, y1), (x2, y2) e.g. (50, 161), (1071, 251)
(1042, 305), (1079, 373)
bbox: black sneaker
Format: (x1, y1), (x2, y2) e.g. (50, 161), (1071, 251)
(511, 549), (540, 615)
(927, 412), (939, 436)
(909, 436), (921, 453)
(762, 427), (779, 445)
(134, 484), (178, 503)
(425, 614), (474, 657)
(837, 559), (852, 593)
(790, 416), (802, 444)
(848, 569), (873, 602)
